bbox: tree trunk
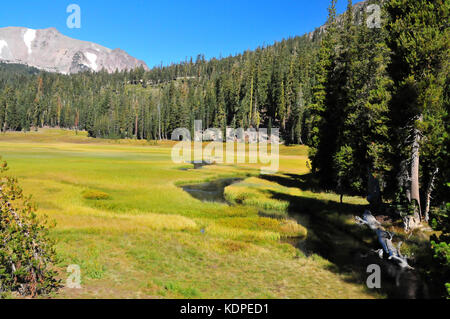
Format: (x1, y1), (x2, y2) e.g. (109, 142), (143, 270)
(424, 167), (439, 222)
(400, 117), (423, 232)
(135, 113), (138, 138)
(367, 173), (382, 212)
(410, 125), (421, 218)
(355, 210), (413, 269)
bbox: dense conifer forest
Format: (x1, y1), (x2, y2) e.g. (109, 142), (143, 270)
(0, 33), (318, 144)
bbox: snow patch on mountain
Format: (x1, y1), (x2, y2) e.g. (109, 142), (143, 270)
(85, 52), (98, 71)
(0, 40), (8, 53)
(0, 27), (149, 74)
(0, 40), (8, 50)
(0, 39), (12, 60)
(24, 28), (36, 55)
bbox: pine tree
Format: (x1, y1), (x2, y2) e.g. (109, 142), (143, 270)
(333, 0), (358, 196)
(335, 0), (392, 199)
(32, 77), (44, 131)
(309, 0), (340, 186)
(385, 0), (449, 229)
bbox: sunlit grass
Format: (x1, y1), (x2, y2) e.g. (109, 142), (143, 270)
(0, 128), (375, 299)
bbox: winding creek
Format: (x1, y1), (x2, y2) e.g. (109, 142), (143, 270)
(180, 177), (436, 299)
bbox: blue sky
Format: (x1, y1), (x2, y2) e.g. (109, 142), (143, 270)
(0, 0), (352, 68)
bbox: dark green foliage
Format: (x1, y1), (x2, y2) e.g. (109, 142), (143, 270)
(0, 157), (60, 297)
(308, 0), (338, 177)
(308, 0), (448, 296)
(0, 62), (40, 76)
(0, 35), (319, 144)
(384, 0), (449, 203)
(310, 0), (392, 195)
(430, 200), (450, 297)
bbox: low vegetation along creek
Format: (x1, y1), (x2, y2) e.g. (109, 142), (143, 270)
(0, 129), (442, 299)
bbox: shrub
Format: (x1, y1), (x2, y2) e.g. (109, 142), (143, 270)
(82, 190), (110, 200)
(0, 157), (60, 297)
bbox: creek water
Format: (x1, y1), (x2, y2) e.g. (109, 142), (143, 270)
(181, 178), (435, 299)
(181, 178), (243, 203)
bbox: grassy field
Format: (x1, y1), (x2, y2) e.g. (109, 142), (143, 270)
(0, 128), (377, 299)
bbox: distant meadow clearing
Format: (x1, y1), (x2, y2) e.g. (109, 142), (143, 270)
(0, 129), (375, 299)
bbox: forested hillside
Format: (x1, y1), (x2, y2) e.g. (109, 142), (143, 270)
(0, 32), (318, 144)
(0, 1), (384, 146)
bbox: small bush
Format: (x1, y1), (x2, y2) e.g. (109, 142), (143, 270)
(82, 190), (110, 200)
(0, 157), (60, 297)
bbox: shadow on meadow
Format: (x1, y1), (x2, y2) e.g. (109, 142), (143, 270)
(266, 188), (401, 297)
(260, 173), (323, 192)
(257, 173), (373, 282)
(259, 173), (431, 298)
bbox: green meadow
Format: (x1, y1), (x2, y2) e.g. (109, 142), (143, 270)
(0, 128), (376, 299)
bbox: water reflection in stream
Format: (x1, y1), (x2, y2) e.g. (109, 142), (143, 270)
(181, 178), (243, 203)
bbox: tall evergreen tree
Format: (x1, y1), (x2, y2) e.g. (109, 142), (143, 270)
(385, 0), (449, 229)
(308, 0), (338, 177)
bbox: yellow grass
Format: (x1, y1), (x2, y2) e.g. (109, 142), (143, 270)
(0, 128), (376, 299)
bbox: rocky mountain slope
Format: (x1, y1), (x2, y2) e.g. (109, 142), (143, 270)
(0, 27), (149, 74)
